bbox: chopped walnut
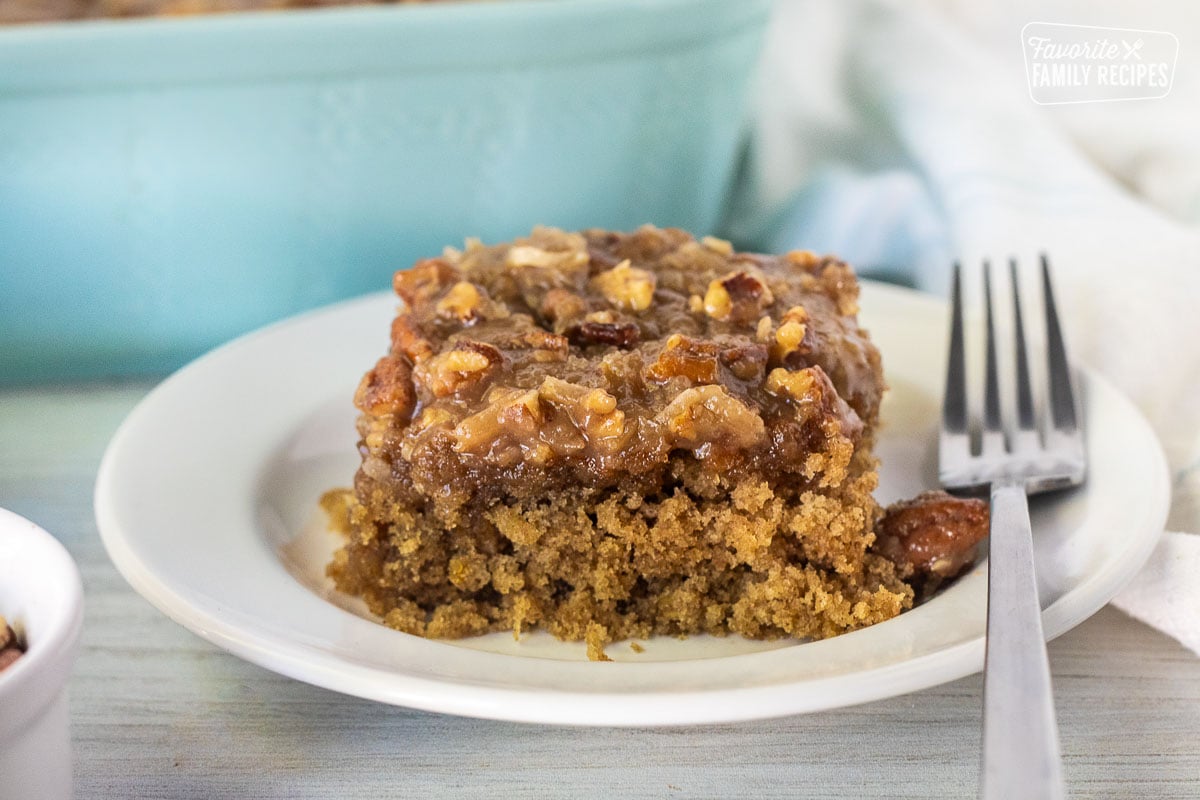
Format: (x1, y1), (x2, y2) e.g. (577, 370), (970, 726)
(808, 261), (861, 316)
(590, 260), (656, 312)
(413, 407), (457, 432)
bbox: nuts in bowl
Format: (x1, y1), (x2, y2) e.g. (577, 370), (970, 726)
(0, 616), (25, 673)
(0, 508), (84, 800)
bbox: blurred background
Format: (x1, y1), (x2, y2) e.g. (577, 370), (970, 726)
(0, 0), (770, 380)
(1, 0), (1197, 385)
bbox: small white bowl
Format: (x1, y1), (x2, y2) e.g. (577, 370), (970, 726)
(0, 508), (83, 800)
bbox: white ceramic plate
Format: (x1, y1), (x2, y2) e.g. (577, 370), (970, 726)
(95, 282), (1169, 726)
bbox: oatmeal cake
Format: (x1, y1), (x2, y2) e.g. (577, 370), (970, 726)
(326, 225), (986, 658)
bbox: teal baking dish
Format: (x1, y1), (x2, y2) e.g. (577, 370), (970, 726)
(0, 0), (770, 382)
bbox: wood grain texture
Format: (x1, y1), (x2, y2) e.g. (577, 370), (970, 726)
(1, 382), (1197, 799)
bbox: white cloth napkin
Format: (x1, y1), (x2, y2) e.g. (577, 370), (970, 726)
(725, 0), (1200, 655)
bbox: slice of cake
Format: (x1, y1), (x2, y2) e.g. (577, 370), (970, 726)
(326, 225), (982, 659)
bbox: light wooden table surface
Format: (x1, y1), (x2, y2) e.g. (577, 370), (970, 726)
(1, 381), (1197, 800)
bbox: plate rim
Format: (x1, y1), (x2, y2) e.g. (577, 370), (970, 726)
(94, 281), (1171, 726)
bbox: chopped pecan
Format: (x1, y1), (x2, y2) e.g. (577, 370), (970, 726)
(506, 243), (590, 312)
(703, 270), (775, 324)
(658, 385), (765, 452)
(390, 317), (434, 363)
(587, 245), (625, 270)
(765, 365), (863, 439)
(0, 614), (23, 672)
(0, 646), (21, 673)
(764, 366), (817, 402)
(720, 341), (768, 382)
(436, 281), (485, 325)
(538, 377), (628, 452)
(418, 342), (502, 397)
(805, 260), (860, 316)
(785, 250), (821, 270)
(755, 316), (773, 343)
(590, 260), (656, 312)
(644, 334), (720, 383)
(355, 354), (416, 418)
(540, 288), (588, 329)
(506, 245), (589, 272)
(393, 258), (460, 309)
(700, 235), (734, 256)
(509, 329), (570, 356)
(451, 388), (543, 457)
(875, 491), (989, 586)
(703, 280), (732, 320)
(570, 321), (641, 349)
(770, 305), (813, 366)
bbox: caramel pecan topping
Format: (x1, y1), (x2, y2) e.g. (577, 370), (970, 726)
(364, 225), (882, 482)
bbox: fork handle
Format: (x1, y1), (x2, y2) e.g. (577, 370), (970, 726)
(982, 481), (1065, 800)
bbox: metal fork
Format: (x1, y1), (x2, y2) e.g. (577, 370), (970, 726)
(939, 256), (1086, 800)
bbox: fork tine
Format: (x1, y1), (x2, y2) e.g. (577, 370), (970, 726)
(982, 262), (1005, 453)
(943, 263), (968, 434)
(1041, 255), (1078, 432)
(1010, 260), (1036, 431)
